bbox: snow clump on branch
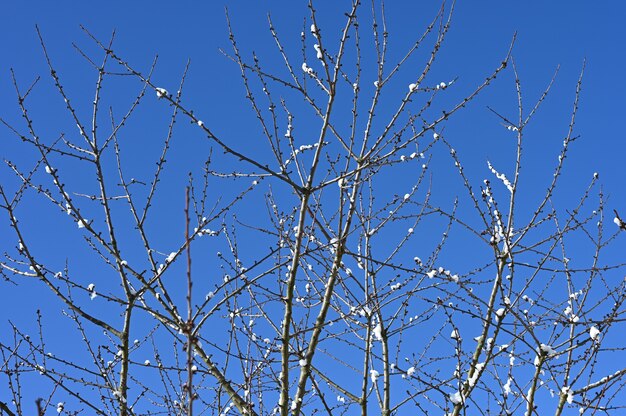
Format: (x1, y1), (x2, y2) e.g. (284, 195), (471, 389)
(155, 87), (169, 98)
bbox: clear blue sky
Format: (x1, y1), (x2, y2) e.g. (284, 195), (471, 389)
(1, 1), (625, 414)
(2, 1), (624, 198)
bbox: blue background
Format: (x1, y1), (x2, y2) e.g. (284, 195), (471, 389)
(1, 1), (625, 414)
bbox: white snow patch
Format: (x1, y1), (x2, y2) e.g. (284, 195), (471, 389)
(449, 391), (462, 405)
(155, 87), (169, 98)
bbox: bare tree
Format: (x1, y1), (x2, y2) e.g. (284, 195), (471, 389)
(2, 2), (625, 415)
